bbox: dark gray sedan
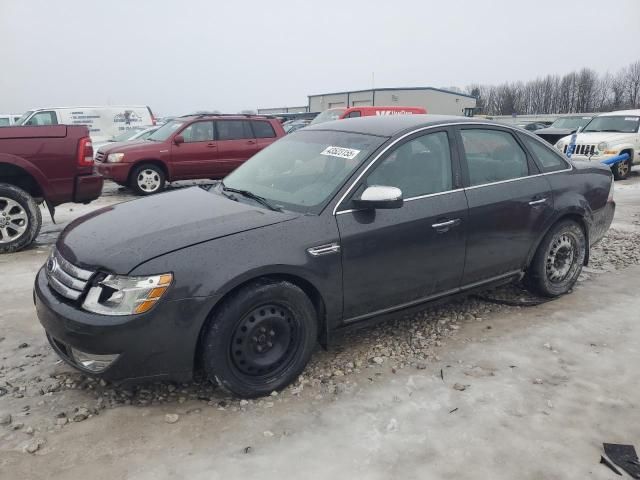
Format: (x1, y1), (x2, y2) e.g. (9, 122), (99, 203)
(35, 115), (615, 397)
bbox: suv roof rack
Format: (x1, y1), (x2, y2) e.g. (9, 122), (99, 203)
(179, 113), (276, 119)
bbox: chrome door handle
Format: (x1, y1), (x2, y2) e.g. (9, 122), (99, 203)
(528, 198), (547, 206)
(431, 219), (460, 232)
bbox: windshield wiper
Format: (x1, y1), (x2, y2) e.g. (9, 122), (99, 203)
(220, 182), (283, 212)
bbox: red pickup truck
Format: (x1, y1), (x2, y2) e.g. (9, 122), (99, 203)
(0, 125), (103, 253)
(95, 114), (285, 195)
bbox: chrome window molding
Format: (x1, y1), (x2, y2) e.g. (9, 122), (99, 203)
(331, 121), (574, 216)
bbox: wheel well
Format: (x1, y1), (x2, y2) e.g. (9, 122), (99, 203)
(0, 163), (43, 199)
(193, 274), (328, 373)
(128, 160), (168, 183)
(620, 148), (633, 162)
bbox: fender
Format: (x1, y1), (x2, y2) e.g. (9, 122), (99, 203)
(0, 152), (53, 200)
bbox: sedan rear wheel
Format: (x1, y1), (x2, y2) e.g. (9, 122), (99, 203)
(525, 220), (586, 297)
(201, 280), (317, 398)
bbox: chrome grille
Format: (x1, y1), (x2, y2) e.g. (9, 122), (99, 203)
(45, 248), (94, 300)
(95, 151), (106, 162)
(565, 144), (596, 156)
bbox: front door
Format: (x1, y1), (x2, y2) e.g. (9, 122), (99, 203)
(337, 129), (468, 322)
(215, 120), (259, 177)
(455, 126), (554, 285)
(170, 120), (217, 179)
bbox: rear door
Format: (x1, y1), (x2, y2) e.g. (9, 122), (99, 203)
(170, 120), (217, 179)
(215, 120), (259, 176)
(250, 120), (279, 152)
(337, 128), (468, 322)
(455, 126), (554, 285)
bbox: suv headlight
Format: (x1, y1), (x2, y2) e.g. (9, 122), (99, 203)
(597, 142), (608, 152)
(555, 140), (564, 150)
(82, 273), (173, 315)
(107, 153), (125, 163)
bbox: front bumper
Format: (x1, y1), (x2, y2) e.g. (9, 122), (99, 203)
(34, 268), (213, 383)
(95, 161), (132, 183)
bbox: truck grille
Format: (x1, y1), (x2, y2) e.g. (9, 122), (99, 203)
(45, 248), (94, 301)
(95, 151), (106, 162)
(564, 144), (596, 156)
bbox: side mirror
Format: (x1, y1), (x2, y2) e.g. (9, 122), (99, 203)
(352, 185), (403, 210)
(174, 135), (184, 145)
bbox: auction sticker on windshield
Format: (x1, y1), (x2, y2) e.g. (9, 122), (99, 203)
(320, 146), (361, 160)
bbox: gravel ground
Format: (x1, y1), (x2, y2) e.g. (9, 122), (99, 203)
(2, 225), (639, 446)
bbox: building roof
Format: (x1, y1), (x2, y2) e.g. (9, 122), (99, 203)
(304, 114), (489, 137)
(308, 87), (476, 100)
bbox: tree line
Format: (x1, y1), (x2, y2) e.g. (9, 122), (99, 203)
(466, 60), (640, 116)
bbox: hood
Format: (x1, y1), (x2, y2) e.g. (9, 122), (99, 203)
(95, 139), (148, 153)
(57, 187), (298, 273)
(98, 139), (160, 155)
(570, 131), (637, 144)
(534, 127), (574, 136)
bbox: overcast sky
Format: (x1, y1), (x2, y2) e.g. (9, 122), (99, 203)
(1, 0), (638, 116)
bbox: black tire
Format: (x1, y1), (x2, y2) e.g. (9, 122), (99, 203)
(0, 183), (42, 254)
(612, 157), (631, 180)
(525, 219), (586, 297)
(201, 280), (318, 398)
(130, 163), (165, 195)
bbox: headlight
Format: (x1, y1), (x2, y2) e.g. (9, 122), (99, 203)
(82, 273), (173, 315)
(107, 153), (125, 163)
(555, 140), (564, 150)
(597, 142), (608, 152)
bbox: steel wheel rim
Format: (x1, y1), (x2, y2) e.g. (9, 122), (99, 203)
(617, 161), (629, 177)
(546, 232), (577, 283)
(0, 197), (29, 244)
(137, 169), (161, 192)
(230, 304), (300, 379)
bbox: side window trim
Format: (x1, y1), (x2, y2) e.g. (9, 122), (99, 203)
(454, 125), (539, 189)
(346, 127), (459, 205)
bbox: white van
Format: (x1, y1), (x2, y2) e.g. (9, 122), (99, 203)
(15, 106), (156, 142)
(0, 114), (22, 127)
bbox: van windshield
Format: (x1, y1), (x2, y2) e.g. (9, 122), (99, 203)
(310, 108), (346, 125)
(15, 111), (34, 126)
(147, 120), (184, 141)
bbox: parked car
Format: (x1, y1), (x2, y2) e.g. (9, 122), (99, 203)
(534, 116), (593, 145)
(0, 114), (23, 127)
(92, 126), (159, 155)
(95, 114), (285, 195)
(34, 115), (614, 397)
(0, 125), (103, 253)
(15, 106), (156, 143)
(310, 106), (427, 125)
(555, 109), (640, 180)
(282, 119), (311, 134)
(517, 122), (549, 131)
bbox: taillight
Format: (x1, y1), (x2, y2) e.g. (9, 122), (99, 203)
(77, 137), (94, 167)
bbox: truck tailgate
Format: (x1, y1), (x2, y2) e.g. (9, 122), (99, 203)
(0, 125), (68, 139)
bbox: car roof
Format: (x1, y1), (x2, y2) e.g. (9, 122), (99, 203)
(599, 109), (640, 117)
(303, 114), (497, 137)
(178, 114), (276, 121)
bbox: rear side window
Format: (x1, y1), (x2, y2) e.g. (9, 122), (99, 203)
(0, 118), (9, 126)
(521, 135), (568, 173)
(180, 121), (214, 142)
(216, 120), (253, 140)
(460, 129), (529, 186)
(345, 111), (361, 118)
(251, 121), (276, 138)
(26, 111), (58, 126)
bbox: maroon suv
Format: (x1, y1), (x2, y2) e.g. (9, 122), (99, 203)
(95, 114), (285, 195)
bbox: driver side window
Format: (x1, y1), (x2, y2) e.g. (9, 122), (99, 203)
(180, 121), (214, 143)
(366, 131), (453, 198)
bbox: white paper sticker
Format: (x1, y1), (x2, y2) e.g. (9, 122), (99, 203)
(320, 146), (361, 160)
(624, 117), (639, 121)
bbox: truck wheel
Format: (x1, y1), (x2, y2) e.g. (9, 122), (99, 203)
(0, 183), (42, 254)
(201, 280), (318, 398)
(130, 164), (165, 195)
(525, 219), (586, 297)
(612, 157), (631, 180)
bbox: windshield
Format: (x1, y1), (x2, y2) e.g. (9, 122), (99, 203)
(15, 110), (34, 126)
(111, 128), (145, 142)
(310, 108), (346, 125)
(550, 116), (592, 129)
(583, 115), (640, 133)
(222, 130), (386, 214)
(147, 120), (184, 141)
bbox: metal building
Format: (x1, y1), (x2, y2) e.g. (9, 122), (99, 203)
(307, 87), (476, 115)
(257, 106), (309, 115)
